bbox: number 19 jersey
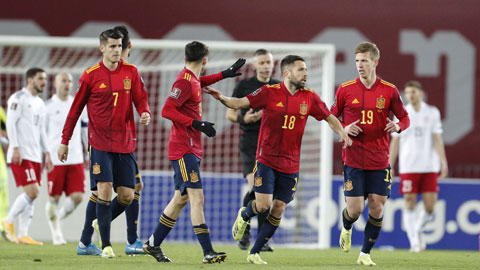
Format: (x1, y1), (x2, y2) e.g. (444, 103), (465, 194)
(246, 82), (331, 174)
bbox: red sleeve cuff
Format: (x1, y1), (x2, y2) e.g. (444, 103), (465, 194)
(61, 139), (69, 145)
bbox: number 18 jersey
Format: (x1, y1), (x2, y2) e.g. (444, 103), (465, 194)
(246, 82), (331, 174)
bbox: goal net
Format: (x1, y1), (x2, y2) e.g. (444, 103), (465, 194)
(0, 36), (335, 248)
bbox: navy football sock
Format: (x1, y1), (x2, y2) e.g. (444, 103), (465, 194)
(80, 193), (97, 246)
(257, 209), (268, 231)
(362, 215), (383, 254)
(125, 192), (140, 244)
(111, 196), (129, 221)
(241, 200), (259, 221)
(250, 214), (280, 254)
(342, 208), (358, 230)
(151, 213), (176, 246)
(193, 224), (213, 255)
(242, 190), (255, 207)
(96, 198), (112, 249)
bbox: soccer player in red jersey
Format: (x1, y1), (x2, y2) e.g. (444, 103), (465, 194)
(143, 41), (245, 264)
(58, 28), (151, 258)
(332, 42), (410, 266)
(204, 55), (352, 264)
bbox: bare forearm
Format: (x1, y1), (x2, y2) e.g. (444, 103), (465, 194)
(326, 115), (346, 136)
(219, 96), (249, 110)
(389, 137), (400, 166)
(433, 134), (448, 163)
(226, 108), (238, 122)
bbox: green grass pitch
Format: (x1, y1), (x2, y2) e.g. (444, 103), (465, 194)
(1, 240), (479, 270)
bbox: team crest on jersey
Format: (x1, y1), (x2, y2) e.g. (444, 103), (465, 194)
(10, 103), (17, 110)
(300, 104), (308, 115)
(92, 163), (101, 175)
(190, 171), (199, 183)
(255, 176), (263, 187)
(124, 78), (131, 90)
(344, 180), (353, 191)
(170, 88), (182, 99)
(376, 98), (385, 109)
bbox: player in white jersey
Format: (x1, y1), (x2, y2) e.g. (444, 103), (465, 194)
(2, 67), (52, 246)
(45, 72), (89, 245)
(389, 80), (448, 252)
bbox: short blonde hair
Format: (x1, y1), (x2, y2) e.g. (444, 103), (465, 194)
(355, 42), (380, 60)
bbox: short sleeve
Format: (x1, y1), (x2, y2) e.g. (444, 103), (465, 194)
(310, 92), (331, 121)
(246, 86), (269, 110)
(166, 79), (192, 107)
(432, 107), (443, 134)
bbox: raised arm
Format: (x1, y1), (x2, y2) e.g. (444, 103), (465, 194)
(200, 58), (246, 87)
(203, 86), (251, 109)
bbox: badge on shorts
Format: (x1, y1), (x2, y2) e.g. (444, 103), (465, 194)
(300, 103), (308, 115)
(376, 97), (385, 109)
(190, 171), (199, 183)
(255, 176), (263, 187)
(92, 163), (101, 175)
(344, 180), (353, 191)
(124, 78), (131, 90)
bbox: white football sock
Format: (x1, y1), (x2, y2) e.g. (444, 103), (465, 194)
(5, 193), (32, 223)
(17, 203), (34, 238)
(46, 200), (62, 241)
(58, 197), (77, 220)
(415, 209), (433, 232)
(403, 209), (418, 248)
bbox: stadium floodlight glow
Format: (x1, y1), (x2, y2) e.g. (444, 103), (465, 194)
(0, 35), (335, 249)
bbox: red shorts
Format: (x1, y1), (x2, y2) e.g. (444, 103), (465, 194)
(47, 164), (85, 196)
(399, 172), (439, 194)
(10, 160), (42, 187)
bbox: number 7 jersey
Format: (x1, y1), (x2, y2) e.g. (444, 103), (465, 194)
(331, 77), (409, 170)
(246, 82), (331, 174)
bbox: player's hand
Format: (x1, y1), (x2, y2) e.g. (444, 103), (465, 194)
(339, 131), (353, 149)
(140, 112), (151, 126)
(45, 152), (54, 173)
(243, 109), (262, 124)
(192, 119), (216, 137)
(58, 144), (69, 162)
(345, 119), (363, 136)
(384, 118), (400, 133)
(203, 86), (223, 100)
(221, 58), (246, 78)
(439, 161), (448, 179)
(12, 147), (22, 165)
(84, 158), (90, 170)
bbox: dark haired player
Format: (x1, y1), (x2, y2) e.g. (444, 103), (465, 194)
(204, 55), (351, 264)
(143, 41), (245, 264)
(58, 28), (151, 258)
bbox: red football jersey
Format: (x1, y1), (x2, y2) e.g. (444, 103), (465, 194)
(62, 60), (151, 153)
(246, 82), (331, 174)
(331, 77), (410, 170)
(161, 68), (223, 160)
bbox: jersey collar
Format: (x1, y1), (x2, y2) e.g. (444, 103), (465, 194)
(99, 59), (123, 74)
(356, 76), (381, 91)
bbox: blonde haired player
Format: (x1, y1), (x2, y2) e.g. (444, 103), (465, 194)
(389, 80), (448, 252)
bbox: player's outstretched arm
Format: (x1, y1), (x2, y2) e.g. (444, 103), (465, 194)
(203, 86), (250, 109)
(326, 115), (352, 148)
(325, 115), (352, 148)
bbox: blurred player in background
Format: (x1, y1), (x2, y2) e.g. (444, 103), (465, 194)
(59, 28), (151, 258)
(45, 72), (88, 245)
(143, 41), (245, 264)
(226, 49), (279, 252)
(332, 42), (410, 266)
(0, 106), (8, 237)
(2, 67), (52, 246)
(389, 80), (448, 252)
(204, 55), (351, 264)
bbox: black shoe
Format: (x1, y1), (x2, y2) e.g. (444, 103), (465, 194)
(203, 251), (227, 264)
(260, 243), (274, 252)
(237, 225), (250, 250)
(143, 241), (171, 262)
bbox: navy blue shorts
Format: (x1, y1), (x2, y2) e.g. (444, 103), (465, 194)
(171, 154), (203, 196)
(342, 164), (392, 198)
(252, 161), (299, 204)
(89, 146), (138, 191)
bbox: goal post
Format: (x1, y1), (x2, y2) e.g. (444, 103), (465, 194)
(0, 35), (335, 248)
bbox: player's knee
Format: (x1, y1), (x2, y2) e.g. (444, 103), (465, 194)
(255, 200), (271, 213)
(26, 189), (39, 200)
(174, 194), (189, 207)
(118, 193), (134, 205)
(70, 193), (83, 205)
(368, 202), (384, 218)
(135, 181), (143, 193)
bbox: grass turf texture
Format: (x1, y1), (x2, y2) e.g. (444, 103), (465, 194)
(0, 241), (479, 270)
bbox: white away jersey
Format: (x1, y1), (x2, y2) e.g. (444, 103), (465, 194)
(45, 94), (88, 165)
(7, 88), (47, 163)
(392, 102), (443, 173)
